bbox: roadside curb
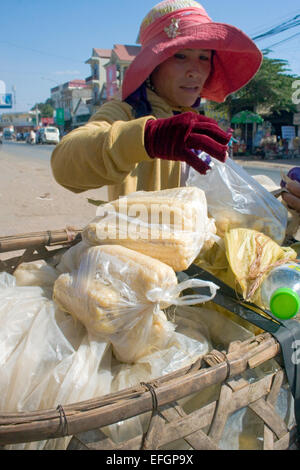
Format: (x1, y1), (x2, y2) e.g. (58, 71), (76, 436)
(235, 157), (300, 171)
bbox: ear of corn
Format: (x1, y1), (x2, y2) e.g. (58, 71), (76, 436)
(53, 244), (178, 336)
(82, 187), (216, 272)
(111, 309), (176, 363)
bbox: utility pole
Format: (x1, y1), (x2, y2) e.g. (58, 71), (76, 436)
(12, 85), (16, 111)
(35, 105), (39, 127)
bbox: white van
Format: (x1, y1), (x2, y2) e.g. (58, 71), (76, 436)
(40, 127), (60, 144)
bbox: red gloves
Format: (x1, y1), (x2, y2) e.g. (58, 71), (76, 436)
(144, 112), (231, 174)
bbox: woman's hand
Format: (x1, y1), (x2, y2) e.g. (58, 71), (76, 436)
(144, 112), (231, 174)
(282, 180), (300, 213)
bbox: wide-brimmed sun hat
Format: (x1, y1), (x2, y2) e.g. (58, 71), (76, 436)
(122, 0), (263, 103)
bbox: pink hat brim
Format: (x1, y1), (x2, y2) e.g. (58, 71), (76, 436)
(122, 22), (263, 103)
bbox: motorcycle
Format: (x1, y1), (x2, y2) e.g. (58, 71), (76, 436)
(26, 133), (36, 145)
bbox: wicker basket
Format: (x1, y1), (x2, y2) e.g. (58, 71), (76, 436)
(0, 229), (298, 451)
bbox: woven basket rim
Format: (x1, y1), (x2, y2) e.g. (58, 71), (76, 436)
(0, 333), (280, 446)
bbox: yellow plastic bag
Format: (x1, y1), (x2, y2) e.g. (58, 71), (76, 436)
(195, 228), (297, 333)
(225, 228), (297, 306)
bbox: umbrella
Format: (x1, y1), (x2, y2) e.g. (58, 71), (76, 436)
(231, 111), (264, 148)
(231, 110), (264, 124)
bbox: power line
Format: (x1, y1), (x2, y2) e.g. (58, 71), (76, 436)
(249, 11), (300, 57)
(248, 9), (300, 38)
(264, 31), (300, 50)
(0, 40), (83, 64)
(252, 14), (300, 41)
(1, 14), (300, 66)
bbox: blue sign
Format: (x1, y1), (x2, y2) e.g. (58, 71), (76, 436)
(0, 93), (13, 108)
(282, 126), (296, 140)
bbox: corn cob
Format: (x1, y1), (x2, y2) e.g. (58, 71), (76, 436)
(53, 244), (178, 336)
(82, 187), (216, 272)
(111, 309), (175, 363)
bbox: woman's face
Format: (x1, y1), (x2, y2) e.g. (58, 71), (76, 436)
(150, 48), (212, 108)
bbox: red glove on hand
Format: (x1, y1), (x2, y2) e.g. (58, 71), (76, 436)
(144, 112), (231, 174)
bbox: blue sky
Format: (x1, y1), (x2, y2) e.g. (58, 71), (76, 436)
(1, 0), (300, 112)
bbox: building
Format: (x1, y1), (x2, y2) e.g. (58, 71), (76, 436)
(72, 98), (92, 128)
(85, 48), (112, 113)
(85, 45), (141, 112)
(104, 44), (141, 102)
(0, 111), (36, 133)
(50, 79), (92, 131)
(48, 44), (141, 128)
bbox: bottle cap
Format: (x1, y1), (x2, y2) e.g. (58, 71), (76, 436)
(270, 288), (300, 320)
(196, 151), (214, 169)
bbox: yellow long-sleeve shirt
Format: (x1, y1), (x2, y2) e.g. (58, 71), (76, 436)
(51, 89), (197, 201)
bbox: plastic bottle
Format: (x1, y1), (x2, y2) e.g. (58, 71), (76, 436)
(260, 262), (300, 320)
(193, 151), (214, 169)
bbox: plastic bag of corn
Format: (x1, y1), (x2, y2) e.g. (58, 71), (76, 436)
(82, 187), (218, 272)
(53, 244), (218, 363)
(187, 157), (288, 245)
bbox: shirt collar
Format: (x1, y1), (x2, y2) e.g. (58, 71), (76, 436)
(146, 88), (197, 116)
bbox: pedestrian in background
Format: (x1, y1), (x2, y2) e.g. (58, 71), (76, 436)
(29, 129), (36, 145)
(227, 128), (238, 158)
(51, 0), (262, 201)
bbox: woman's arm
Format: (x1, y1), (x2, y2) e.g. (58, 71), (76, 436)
(51, 100), (153, 193)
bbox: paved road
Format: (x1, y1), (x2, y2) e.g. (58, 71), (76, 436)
(0, 140), (55, 163)
(2, 140), (295, 186)
(242, 166), (283, 186)
(0, 141), (108, 238)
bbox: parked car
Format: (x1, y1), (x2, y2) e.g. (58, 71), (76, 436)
(3, 130), (14, 140)
(16, 132), (25, 141)
(39, 127), (60, 144)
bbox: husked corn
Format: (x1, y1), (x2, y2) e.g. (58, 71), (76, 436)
(83, 187), (216, 272)
(53, 273), (121, 334)
(53, 244), (178, 336)
(111, 310), (175, 363)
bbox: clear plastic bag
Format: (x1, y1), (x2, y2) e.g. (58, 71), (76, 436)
(53, 244), (219, 364)
(187, 157), (288, 245)
(0, 267), (214, 449)
(0, 272), (112, 450)
(82, 187), (218, 272)
(102, 308), (212, 445)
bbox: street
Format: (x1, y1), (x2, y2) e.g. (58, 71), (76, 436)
(1, 140), (54, 162)
(1, 140), (291, 185)
(0, 141), (108, 239)
(0, 140), (297, 240)
(243, 166), (282, 186)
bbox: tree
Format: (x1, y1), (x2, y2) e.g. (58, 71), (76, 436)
(208, 51), (299, 119)
(31, 100), (54, 118)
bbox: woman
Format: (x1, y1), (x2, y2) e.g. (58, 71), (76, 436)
(51, 0), (262, 201)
